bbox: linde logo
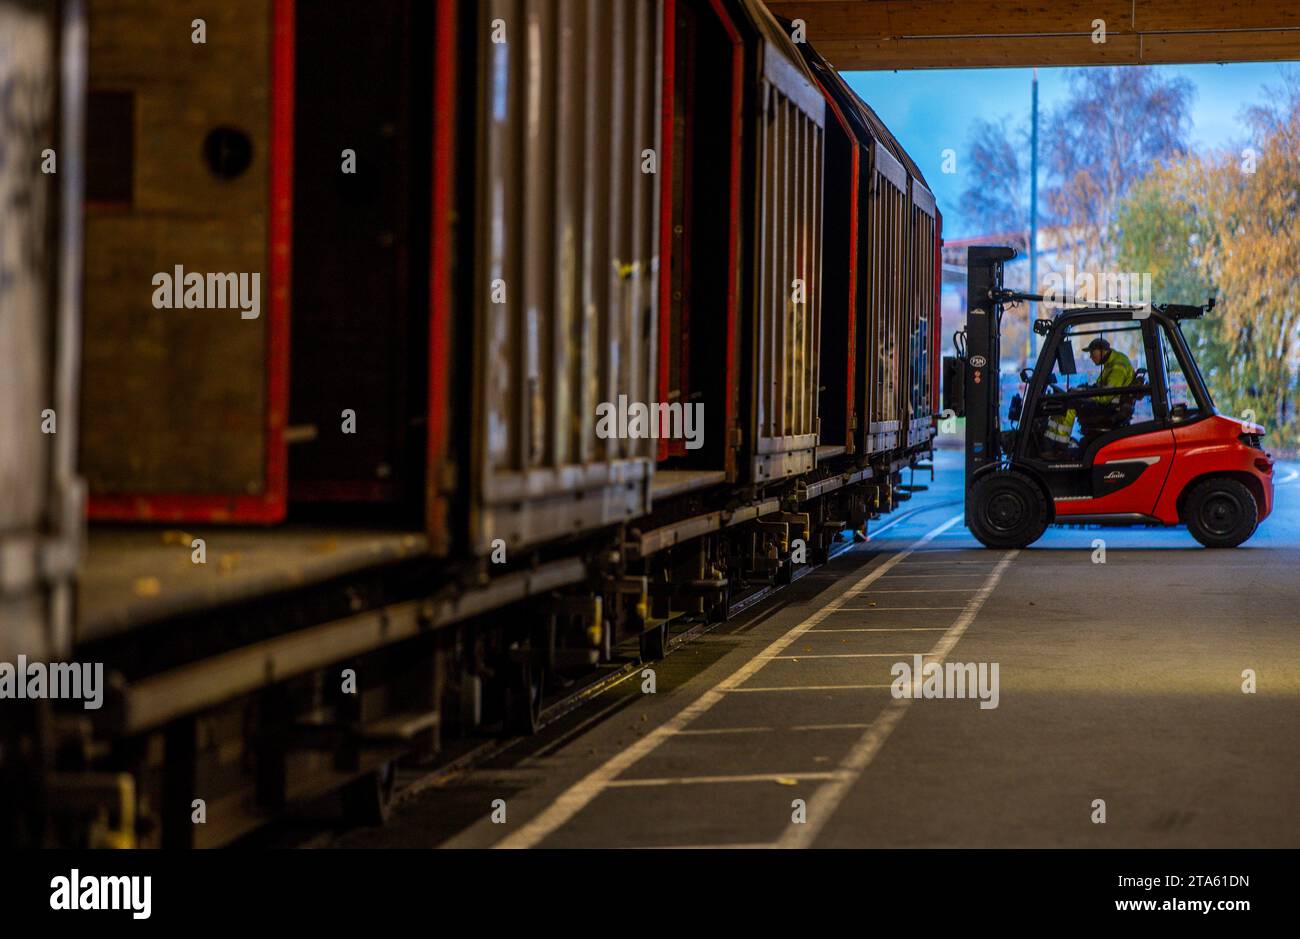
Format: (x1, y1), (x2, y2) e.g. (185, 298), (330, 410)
(890, 655), (1000, 709)
(151, 265), (261, 319)
(50, 870), (151, 919)
(1105, 470), (1125, 480)
(0, 656), (103, 710)
(595, 395), (704, 450)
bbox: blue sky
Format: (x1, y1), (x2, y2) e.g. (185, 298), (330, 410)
(845, 63), (1295, 239)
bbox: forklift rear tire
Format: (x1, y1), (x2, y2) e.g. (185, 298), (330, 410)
(1184, 477), (1258, 548)
(970, 470), (1049, 548)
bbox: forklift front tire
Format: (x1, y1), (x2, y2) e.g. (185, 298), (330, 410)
(1184, 477), (1259, 548)
(970, 470), (1049, 549)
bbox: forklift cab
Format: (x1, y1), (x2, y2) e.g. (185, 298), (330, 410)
(945, 246), (1273, 549)
(1011, 308), (1205, 501)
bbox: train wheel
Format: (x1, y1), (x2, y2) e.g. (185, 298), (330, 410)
(503, 660), (544, 736)
(639, 621), (669, 662)
(341, 761), (397, 827)
(1185, 477), (1258, 548)
(970, 470), (1048, 549)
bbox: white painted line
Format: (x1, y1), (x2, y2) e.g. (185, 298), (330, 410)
(771, 652), (933, 660)
(778, 548), (1018, 848)
(724, 683), (894, 693)
(677, 726), (773, 736)
(808, 627), (947, 633)
(1278, 468), (1298, 485)
(678, 722), (874, 735)
(788, 722), (873, 732)
(865, 588), (978, 593)
(897, 561), (997, 566)
(876, 573), (988, 579)
(607, 772), (837, 788)
(494, 513), (964, 849)
(644, 843), (773, 850)
(837, 606), (966, 611)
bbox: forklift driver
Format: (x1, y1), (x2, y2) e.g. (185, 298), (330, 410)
(1042, 337), (1135, 457)
(1084, 337), (1135, 406)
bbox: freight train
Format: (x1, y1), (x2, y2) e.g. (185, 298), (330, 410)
(3, 0), (942, 846)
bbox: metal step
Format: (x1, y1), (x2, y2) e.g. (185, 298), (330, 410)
(357, 710), (441, 745)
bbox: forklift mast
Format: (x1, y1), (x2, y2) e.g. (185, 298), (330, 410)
(954, 246), (1016, 522)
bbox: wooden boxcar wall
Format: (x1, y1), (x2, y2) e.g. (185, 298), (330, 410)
(467, 0), (663, 554)
(0, 0), (85, 661)
(82, 0), (292, 523)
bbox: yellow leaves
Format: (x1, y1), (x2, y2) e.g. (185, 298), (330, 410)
(1118, 80), (1300, 446)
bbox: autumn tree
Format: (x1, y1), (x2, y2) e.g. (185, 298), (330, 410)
(1042, 68), (1193, 278)
(1115, 75), (1300, 447)
(961, 67), (1194, 287)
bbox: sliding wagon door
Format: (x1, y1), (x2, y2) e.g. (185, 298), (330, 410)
(863, 140), (908, 455)
(908, 179), (938, 447)
(1, 0), (84, 661)
(749, 39), (824, 484)
(468, 0), (663, 554)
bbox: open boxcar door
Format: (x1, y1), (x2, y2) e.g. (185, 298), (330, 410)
(82, 0), (294, 524)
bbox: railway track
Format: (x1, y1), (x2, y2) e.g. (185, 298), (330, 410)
(282, 499), (961, 847)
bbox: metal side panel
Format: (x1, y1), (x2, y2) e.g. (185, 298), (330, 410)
(910, 180), (938, 428)
(864, 142), (907, 455)
(750, 41), (824, 485)
(0, 0), (85, 662)
(470, 0), (661, 554)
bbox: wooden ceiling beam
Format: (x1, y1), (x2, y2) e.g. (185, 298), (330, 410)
(766, 0), (1300, 69)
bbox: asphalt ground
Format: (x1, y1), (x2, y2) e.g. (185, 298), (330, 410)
(333, 448), (1299, 848)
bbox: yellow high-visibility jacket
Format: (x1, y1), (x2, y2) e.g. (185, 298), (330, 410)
(1044, 349), (1136, 448)
(1095, 349), (1135, 405)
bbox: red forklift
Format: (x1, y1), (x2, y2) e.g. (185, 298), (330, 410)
(943, 246), (1274, 549)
